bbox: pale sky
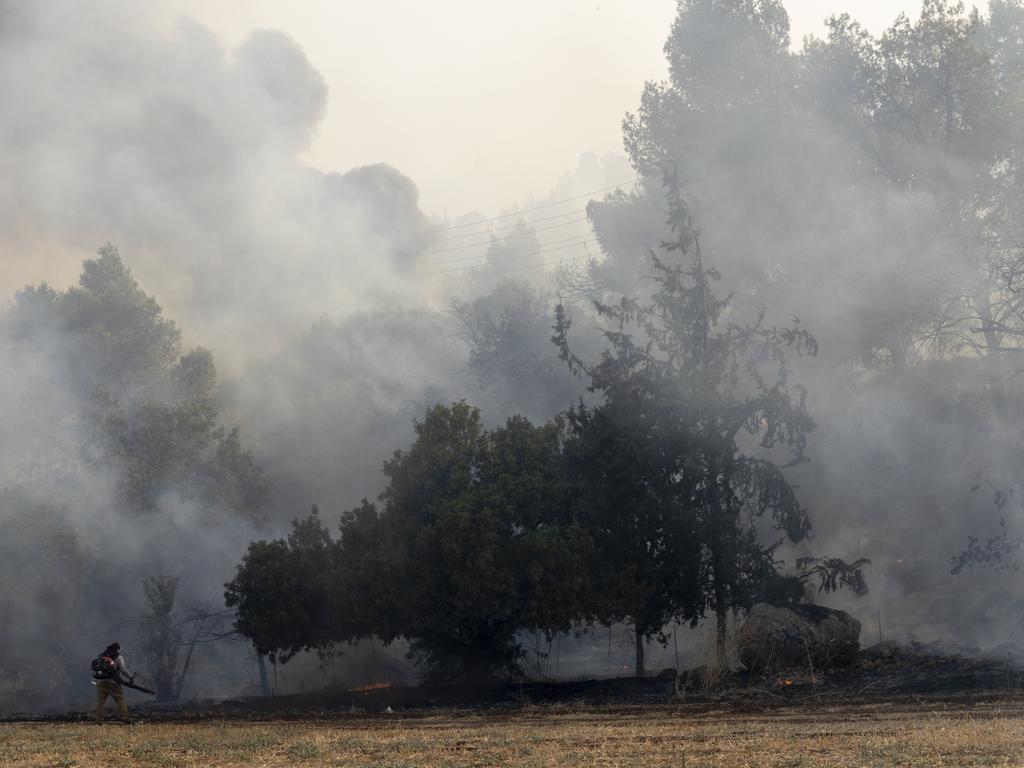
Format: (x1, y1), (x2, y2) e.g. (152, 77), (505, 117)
(164, 1), (917, 218)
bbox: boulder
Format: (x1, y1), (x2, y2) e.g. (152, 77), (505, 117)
(738, 603), (861, 672)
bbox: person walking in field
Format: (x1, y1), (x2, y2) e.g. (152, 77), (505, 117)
(91, 642), (133, 723)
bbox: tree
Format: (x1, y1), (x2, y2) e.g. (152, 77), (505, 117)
(56, 244), (182, 396)
(339, 403), (591, 682)
(0, 246), (270, 699)
(140, 575), (181, 702)
(226, 404), (592, 683)
(0, 491), (92, 694)
(556, 178), (820, 658)
(224, 507), (337, 664)
(450, 281), (583, 419)
(562, 399), (701, 678)
(9, 246), (270, 521)
(484, 221), (542, 270)
(587, 0), (1024, 627)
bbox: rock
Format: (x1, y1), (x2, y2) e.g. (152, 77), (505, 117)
(738, 603), (861, 673)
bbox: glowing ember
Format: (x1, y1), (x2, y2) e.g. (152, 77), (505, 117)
(350, 681), (392, 693)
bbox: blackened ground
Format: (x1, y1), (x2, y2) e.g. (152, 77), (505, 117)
(4, 641), (1023, 723)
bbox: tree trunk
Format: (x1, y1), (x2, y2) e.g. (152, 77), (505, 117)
(173, 614), (208, 701)
(710, 510), (729, 665)
(715, 602), (728, 664)
(635, 625), (645, 679)
(975, 291), (1009, 420)
(173, 631), (200, 701)
(257, 653), (271, 697)
(712, 541), (729, 665)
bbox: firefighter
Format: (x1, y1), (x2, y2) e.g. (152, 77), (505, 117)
(91, 642), (133, 723)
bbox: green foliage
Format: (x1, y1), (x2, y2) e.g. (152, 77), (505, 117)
(555, 176), (819, 656)
(58, 244), (182, 394)
(227, 405), (591, 682)
(953, 483), (1023, 574)
(796, 557), (871, 597)
(346, 403), (591, 682)
(450, 282), (580, 417)
(8, 246), (269, 521)
(560, 380), (701, 674)
(224, 507), (336, 663)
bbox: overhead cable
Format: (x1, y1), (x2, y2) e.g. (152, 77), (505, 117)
(424, 216), (592, 256)
(419, 239), (599, 276)
(426, 232), (596, 266)
(436, 255), (591, 282)
(431, 178), (637, 232)
(434, 207), (590, 242)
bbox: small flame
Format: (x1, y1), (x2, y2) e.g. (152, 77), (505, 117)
(775, 677), (794, 687)
(350, 681), (391, 693)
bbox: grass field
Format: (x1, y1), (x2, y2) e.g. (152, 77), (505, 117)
(4, 697), (1024, 767)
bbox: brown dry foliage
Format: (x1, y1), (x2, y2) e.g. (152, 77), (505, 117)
(4, 698), (1024, 767)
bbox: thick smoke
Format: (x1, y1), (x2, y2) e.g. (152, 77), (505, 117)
(0, 0), (449, 708)
(6, 0), (1024, 712)
(0, 0), (433, 359)
(594, 0), (1024, 651)
(0, 0), (615, 707)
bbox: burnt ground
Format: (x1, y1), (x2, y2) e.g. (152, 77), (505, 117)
(4, 640), (1024, 723)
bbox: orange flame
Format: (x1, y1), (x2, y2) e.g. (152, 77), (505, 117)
(350, 681), (391, 693)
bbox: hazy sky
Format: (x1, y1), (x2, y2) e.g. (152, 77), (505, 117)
(164, 1), (917, 218)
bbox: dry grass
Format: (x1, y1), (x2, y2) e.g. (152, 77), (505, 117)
(4, 698), (1024, 767)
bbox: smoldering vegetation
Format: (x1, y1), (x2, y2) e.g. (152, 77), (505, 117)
(4, 0), (1024, 710)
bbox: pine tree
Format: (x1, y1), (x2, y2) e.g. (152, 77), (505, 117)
(555, 175), (818, 659)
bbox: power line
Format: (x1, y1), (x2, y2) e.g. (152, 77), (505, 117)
(419, 239), (600, 277)
(426, 232), (596, 267)
(436, 254), (592, 282)
(420, 238), (599, 276)
(424, 216), (591, 256)
(432, 179), (638, 232)
(434, 207), (591, 242)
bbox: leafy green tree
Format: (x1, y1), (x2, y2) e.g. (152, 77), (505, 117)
(227, 405), (591, 682)
(562, 399), (701, 677)
(224, 508), (337, 663)
(337, 403), (591, 682)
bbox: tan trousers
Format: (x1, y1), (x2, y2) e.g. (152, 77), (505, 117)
(94, 680), (129, 722)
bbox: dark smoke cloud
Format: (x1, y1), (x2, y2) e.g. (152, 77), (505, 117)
(0, 0), (434, 360)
